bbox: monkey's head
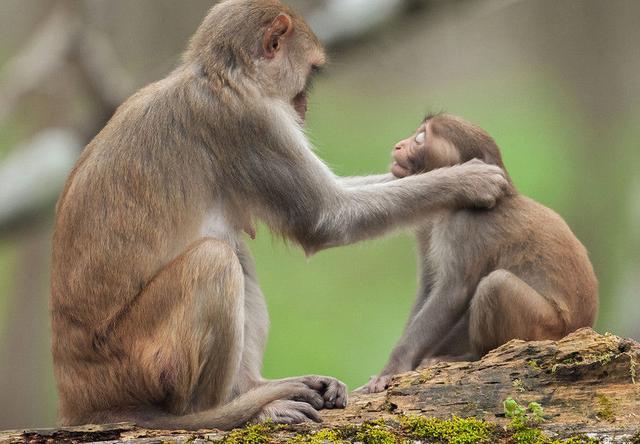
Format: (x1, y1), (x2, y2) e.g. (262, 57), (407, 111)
(186, 0), (326, 122)
(391, 113), (510, 179)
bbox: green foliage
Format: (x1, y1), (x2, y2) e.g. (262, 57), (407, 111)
(400, 415), (493, 444)
(503, 398), (597, 444)
(504, 398), (545, 426)
(528, 403), (545, 424)
(504, 397), (528, 420)
(527, 360), (542, 371)
(223, 423), (277, 444)
(353, 420), (398, 444)
(512, 427), (546, 444)
(291, 428), (344, 444)
(292, 416), (495, 444)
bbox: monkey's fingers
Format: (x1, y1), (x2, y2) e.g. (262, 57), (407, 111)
(288, 382), (325, 410)
(256, 400), (322, 425)
(274, 401), (322, 424)
(352, 384), (369, 394)
(362, 375), (392, 394)
(322, 379), (348, 409)
(297, 376), (348, 409)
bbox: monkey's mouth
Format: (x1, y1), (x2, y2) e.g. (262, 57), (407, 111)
(391, 152), (411, 178)
(391, 161), (411, 178)
(293, 90), (308, 121)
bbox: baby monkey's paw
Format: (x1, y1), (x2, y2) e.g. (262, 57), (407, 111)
(357, 374), (393, 394)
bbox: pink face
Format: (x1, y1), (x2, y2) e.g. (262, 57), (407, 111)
(391, 122), (429, 178)
(292, 61), (324, 122)
(391, 119), (461, 178)
(262, 13), (326, 123)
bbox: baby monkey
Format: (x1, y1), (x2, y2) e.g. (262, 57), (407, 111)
(363, 114), (598, 393)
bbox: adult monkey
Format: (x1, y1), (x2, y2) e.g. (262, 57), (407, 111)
(51, 0), (508, 431)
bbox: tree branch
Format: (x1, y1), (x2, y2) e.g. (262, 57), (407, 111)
(2, 329), (638, 443)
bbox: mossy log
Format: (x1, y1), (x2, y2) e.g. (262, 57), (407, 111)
(2, 329), (639, 443)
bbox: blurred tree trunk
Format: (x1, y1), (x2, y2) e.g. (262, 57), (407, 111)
(0, 226), (53, 427)
(525, 0), (640, 339)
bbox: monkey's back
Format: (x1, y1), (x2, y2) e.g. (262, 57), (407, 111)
(50, 74), (224, 419)
(428, 194), (598, 332)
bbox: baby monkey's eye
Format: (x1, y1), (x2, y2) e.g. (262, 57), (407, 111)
(415, 131), (426, 144)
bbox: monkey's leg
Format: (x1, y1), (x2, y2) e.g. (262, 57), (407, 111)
(416, 313), (476, 367)
(99, 238), (323, 430)
(361, 282), (471, 393)
(231, 242), (345, 423)
(468, 269), (566, 358)
(430, 312), (472, 357)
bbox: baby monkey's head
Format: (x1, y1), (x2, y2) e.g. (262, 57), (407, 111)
(391, 113), (507, 179)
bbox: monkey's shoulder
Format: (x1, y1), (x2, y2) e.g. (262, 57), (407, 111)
(431, 194), (580, 248)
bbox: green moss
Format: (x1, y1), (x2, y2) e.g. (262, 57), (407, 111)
(510, 428), (598, 444)
(400, 415), (493, 444)
(552, 352), (615, 374)
(417, 369), (435, 383)
(281, 415), (599, 444)
(512, 426), (546, 444)
(551, 437), (599, 444)
(224, 423), (276, 444)
(632, 430), (640, 444)
(354, 420), (398, 444)
(291, 428), (344, 443)
(595, 394), (615, 422)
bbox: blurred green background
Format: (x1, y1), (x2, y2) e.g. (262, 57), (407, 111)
(0, 0), (638, 430)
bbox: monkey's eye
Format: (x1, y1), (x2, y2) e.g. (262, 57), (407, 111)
(415, 131), (426, 144)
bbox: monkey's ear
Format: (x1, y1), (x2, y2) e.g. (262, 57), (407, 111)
(263, 14), (293, 59)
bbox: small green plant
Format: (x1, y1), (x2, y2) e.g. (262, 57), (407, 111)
(512, 378), (526, 392)
(504, 397), (545, 424)
(528, 402), (545, 424)
(504, 398), (548, 444)
(527, 360), (542, 371)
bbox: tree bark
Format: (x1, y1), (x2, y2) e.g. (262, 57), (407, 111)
(1, 328), (638, 443)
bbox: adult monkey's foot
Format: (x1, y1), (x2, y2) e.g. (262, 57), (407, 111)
(273, 375), (348, 409)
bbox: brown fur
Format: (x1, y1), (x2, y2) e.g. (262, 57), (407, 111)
(362, 114), (598, 393)
(51, 0), (509, 428)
